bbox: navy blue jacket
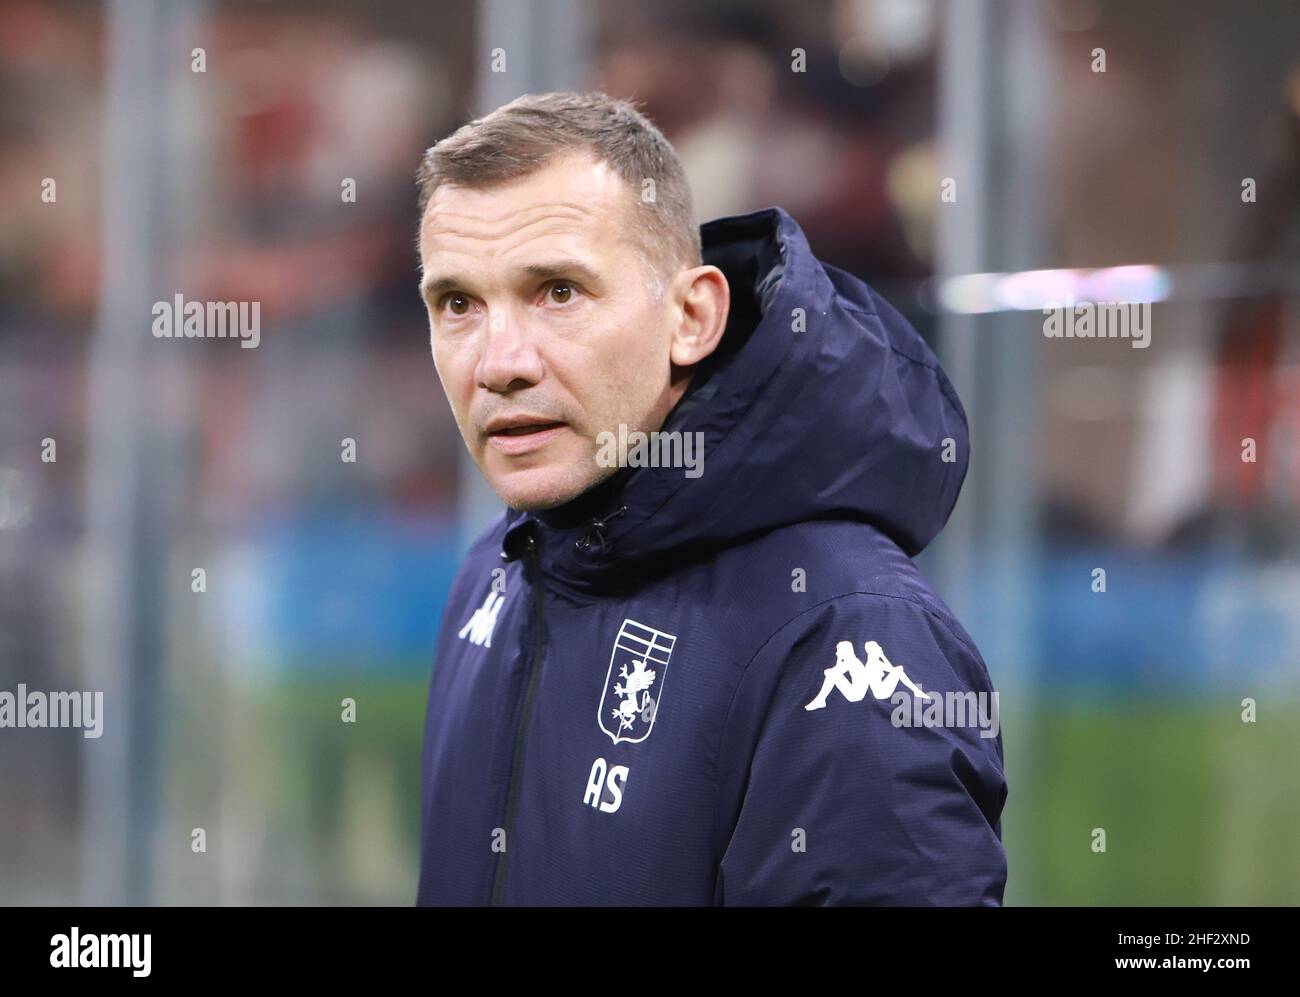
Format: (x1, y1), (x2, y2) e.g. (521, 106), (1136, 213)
(417, 206), (1008, 906)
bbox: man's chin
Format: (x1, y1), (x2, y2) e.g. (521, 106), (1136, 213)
(484, 463), (595, 512)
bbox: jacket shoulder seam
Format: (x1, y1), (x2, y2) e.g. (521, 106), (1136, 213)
(837, 588), (983, 663)
(739, 587), (978, 677)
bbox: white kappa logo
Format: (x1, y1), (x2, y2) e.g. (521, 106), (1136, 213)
(458, 589), (505, 647)
(804, 639), (932, 711)
(598, 619), (677, 744)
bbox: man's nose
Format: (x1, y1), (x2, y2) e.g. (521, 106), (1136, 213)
(475, 306), (544, 392)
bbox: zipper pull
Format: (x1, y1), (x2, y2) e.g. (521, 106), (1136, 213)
(574, 504), (627, 554)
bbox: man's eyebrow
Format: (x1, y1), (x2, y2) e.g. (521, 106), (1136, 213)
(519, 259), (603, 289)
(420, 258), (603, 303)
(420, 273), (466, 302)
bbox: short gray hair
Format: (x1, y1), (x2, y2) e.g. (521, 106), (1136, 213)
(416, 91), (700, 293)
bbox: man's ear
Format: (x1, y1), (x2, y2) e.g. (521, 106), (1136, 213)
(669, 265), (730, 367)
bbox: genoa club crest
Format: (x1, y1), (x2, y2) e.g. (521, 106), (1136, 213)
(598, 619), (677, 745)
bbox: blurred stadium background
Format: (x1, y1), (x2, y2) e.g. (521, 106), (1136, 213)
(1, 0), (1298, 904)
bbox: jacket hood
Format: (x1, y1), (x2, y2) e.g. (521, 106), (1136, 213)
(501, 206), (969, 594)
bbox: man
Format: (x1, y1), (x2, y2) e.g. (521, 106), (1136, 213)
(415, 90), (1007, 905)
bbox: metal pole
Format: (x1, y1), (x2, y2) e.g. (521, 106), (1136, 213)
(81, 0), (165, 905)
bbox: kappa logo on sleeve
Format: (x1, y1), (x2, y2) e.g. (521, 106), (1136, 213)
(598, 619), (677, 744)
(804, 639), (932, 711)
(806, 638), (1002, 738)
(458, 588), (506, 647)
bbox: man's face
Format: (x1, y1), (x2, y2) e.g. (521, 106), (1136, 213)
(419, 150), (681, 511)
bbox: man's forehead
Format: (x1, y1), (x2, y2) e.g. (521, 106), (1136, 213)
(419, 152), (633, 255)
(421, 199), (604, 249)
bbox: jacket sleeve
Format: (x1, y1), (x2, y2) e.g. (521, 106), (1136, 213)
(713, 591), (1008, 905)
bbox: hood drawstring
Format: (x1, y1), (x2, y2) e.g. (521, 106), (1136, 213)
(574, 504), (627, 555)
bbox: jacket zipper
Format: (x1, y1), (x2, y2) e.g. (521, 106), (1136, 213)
(489, 528), (545, 905)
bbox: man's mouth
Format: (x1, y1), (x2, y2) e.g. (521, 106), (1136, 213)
(494, 422), (563, 436)
(486, 420), (568, 455)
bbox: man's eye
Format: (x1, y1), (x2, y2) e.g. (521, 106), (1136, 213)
(440, 292), (472, 316)
(546, 282), (576, 304)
